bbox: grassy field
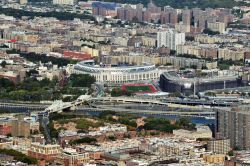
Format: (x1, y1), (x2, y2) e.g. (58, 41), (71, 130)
(125, 86), (152, 92)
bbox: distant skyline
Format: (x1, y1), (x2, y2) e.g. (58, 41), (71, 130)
(90, 0), (250, 9)
(24, 0), (250, 8)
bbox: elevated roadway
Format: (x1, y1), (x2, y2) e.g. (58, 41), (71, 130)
(0, 96), (220, 118)
(76, 106), (215, 118)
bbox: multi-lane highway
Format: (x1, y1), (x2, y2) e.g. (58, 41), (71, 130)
(0, 102), (49, 112)
(0, 96), (229, 116)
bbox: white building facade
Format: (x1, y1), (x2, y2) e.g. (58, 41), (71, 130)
(19, 0), (27, 5)
(207, 22), (226, 34)
(53, 0), (75, 5)
(73, 60), (166, 83)
(157, 29), (185, 50)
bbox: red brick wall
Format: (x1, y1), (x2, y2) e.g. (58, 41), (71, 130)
(245, 52), (250, 59)
(38, 159), (45, 166)
(63, 51), (91, 60)
(28, 151), (58, 161)
(0, 125), (12, 135)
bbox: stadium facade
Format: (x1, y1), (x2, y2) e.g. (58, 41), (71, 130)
(160, 71), (244, 95)
(73, 60), (166, 83)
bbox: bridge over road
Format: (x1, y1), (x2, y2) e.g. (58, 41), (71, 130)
(0, 95), (218, 118)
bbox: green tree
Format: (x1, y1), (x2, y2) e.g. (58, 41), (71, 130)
(0, 7), (95, 21)
(1, 61), (7, 68)
(203, 28), (220, 35)
(190, 65), (197, 69)
(108, 135), (117, 141)
(0, 78), (15, 88)
(6, 49), (77, 67)
(204, 91), (216, 96)
(132, 16), (139, 23)
(185, 36), (195, 41)
(48, 121), (58, 139)
(0, 149), (37, 164)
(228, 150), (234, 156)
(202, 66), (208, 70)
(26, 69), (39, 77)
(170, 50), (176, 55)
(177, 118), (195, 130)
(170, 91), (182, 97)
(111, 88), (123, 97)
(69, 137), (97, 145)
(69, 74), (96, 87)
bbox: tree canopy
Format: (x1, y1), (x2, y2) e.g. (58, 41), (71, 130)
(0, 149), (37, 164)
(144, 117), (195, 132)
(203, 28), (220, 35)
(0, 61), (7, 68)
(7, 50), (77, 67)
(69, 74), (96, 87)
(69, 137), (97, 145)
(0, 7), (95, 21)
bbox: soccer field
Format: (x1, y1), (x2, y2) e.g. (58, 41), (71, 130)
(122, 84), (157, 93)
(126, 86), (152, 92)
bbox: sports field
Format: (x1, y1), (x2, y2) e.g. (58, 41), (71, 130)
(126, 86), (151, 92)
(122, 84), (157, 94)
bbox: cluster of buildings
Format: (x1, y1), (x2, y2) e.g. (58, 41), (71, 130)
(93, 1), (232, 33)
(74, 136), (218, 165)
(57, 123), (134, 146)
(0, 50), (65, 83)
(0, 0), (249, 87)
(0, 0), (250, 165)
(53, 0), (76, 6)
(0, 114), (39, 138)
(176, 41), (250, 61)
(0, 111), (237, 166)
(216, 106), (250, 150)
(0, 51), (28, 83)
(1, 108), (250, 166)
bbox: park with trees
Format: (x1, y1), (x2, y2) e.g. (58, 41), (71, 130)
(0, 73), (96, 102)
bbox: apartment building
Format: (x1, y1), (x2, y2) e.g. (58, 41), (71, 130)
(207, 22), (226, 34)
(28, 143), (62, 161)
(207, 139), (231, 154)
(216, 106), (250, 150)
(218, 48), (245, 61)
(53, 0), (75, 5)
(157, 29), (185, 50)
